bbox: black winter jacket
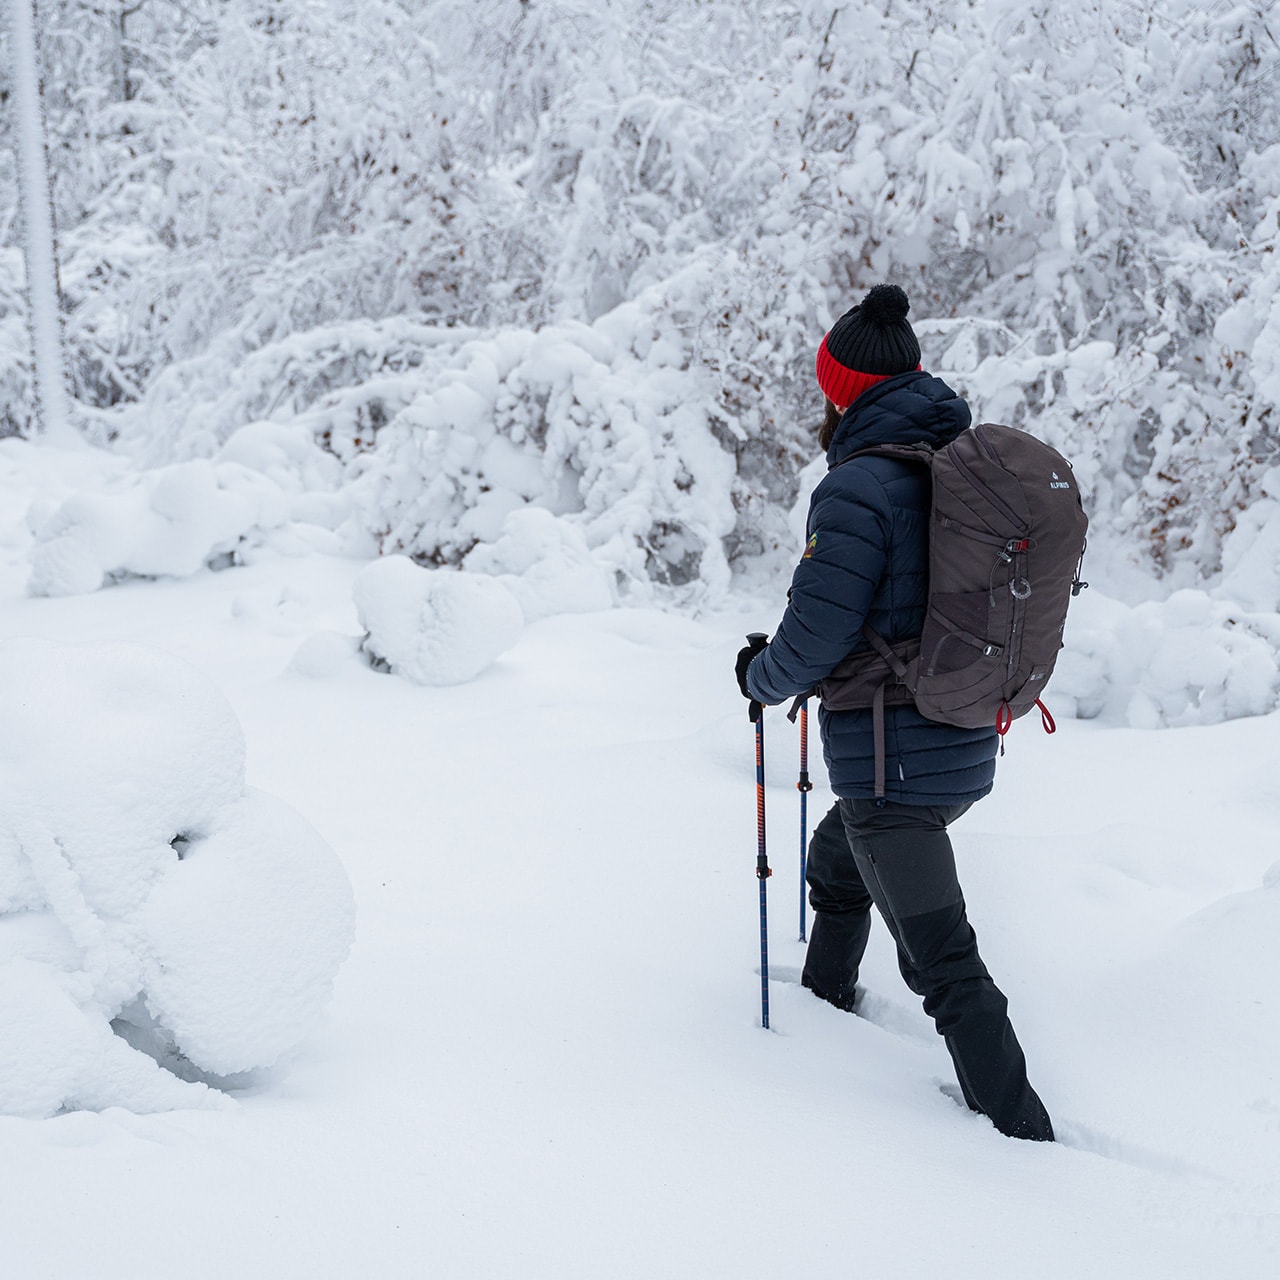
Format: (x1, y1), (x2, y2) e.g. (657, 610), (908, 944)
(746, 371), (998, 804)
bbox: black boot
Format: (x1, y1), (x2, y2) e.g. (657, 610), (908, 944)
(801, 803), (874, 1012)
(801, 909), (869, 1013)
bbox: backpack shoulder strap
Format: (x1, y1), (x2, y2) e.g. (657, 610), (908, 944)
(830, 442), (935, 473)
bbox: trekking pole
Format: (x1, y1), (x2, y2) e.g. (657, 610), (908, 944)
(747, 633), (771, 1030)
(797, 699), (813, 942)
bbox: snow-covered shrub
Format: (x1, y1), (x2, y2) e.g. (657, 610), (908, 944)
(1217, 465), (1280, 614)
(1054, 589), (1280, 728)
(124, 318), (476, 467)
(343, 280), (745, 592)
(216, 421), (345, 501)
(463, 507), (613, 622)
(353, 555), (524, 686)
(0, 638), (355, 1118)
(1209, 182), (1280, 599)
(26, 422), (348, 595)
(27, 458), (287, 595)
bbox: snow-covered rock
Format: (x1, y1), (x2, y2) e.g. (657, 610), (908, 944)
(0, 639), (355, 1118)
(353, 555), (524, 686)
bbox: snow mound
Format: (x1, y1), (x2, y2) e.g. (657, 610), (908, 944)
(462, 508), (614, 621)
(1054, 588), (1280, 727)
(289, 630), (364, 679)
(26, 424), (349, 596)
(353, 556), (524, 685)
(0, 639), (355, 1118)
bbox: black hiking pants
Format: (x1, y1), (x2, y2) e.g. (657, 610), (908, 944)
(802, 798), (1054, 1142)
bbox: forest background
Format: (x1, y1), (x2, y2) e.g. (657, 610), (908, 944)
(3, 0), (1280, 620)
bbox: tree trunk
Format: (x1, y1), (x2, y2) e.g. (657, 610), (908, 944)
(7, 0), (77, 445)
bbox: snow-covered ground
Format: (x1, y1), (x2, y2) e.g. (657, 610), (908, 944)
(1, 440), (1277, 1278)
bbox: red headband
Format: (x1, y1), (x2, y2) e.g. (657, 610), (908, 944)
(816, 336), (920, 409)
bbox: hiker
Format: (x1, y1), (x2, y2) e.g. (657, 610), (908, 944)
(735, 283), (1054, 1142)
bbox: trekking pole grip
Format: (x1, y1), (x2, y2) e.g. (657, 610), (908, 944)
(744, 632), (767, 723)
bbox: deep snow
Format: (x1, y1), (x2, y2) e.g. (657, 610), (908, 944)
(0, 440), (1277, 1278)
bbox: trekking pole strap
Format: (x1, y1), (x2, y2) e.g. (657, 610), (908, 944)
(786, 691), (812, 723)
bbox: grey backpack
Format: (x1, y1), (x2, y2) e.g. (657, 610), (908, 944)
(809, 423), (1089, 796)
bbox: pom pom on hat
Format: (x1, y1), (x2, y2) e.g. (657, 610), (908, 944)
(860, 283), (912, 327)
(816, 284), (922, 409)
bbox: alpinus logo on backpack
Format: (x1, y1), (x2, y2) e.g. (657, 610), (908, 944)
(813, 423), (1088, 793)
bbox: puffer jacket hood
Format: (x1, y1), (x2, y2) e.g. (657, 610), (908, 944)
(827, 370), (971, 466)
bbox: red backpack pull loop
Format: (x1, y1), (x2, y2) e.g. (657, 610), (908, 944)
(995, 700), (1013, 736)
(1036, 698), (1056, 735)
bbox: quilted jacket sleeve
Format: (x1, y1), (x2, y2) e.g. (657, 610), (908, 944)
(746, 464), (891, 705)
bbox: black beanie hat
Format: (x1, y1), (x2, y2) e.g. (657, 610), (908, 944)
(816, 284), (921, 408)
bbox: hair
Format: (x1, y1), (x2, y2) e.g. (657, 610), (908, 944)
(819, 397), (842, 453)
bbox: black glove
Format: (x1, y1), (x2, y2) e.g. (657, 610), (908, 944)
(736, 633), (769, 720)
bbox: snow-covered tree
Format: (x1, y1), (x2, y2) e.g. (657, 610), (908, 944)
(5, 0), (1280, 595)
(4, 0), (73, 442)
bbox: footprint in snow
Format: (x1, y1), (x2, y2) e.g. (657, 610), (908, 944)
(937, 1083), (1220, 1178)
(758, 966), (934, 1045)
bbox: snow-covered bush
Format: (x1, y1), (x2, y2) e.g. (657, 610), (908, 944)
(0, 638), (355, 1118)
(463, 507), (614, 622)
(339, 285), (744, 592)
(1055, 589), (1280, 728)
(27, 458), (286, 595)
(27, 423), (347, 595)
(353, 555), (524, 686)
(1217, 464), (1280, 614)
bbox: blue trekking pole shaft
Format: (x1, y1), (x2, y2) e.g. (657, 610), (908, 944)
(797, 699), (812, 942)
(755, 709), (770, 1030)
(748, 633), (771, 1030)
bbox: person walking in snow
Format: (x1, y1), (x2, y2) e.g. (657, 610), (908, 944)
(735, 284), (1054, 1142)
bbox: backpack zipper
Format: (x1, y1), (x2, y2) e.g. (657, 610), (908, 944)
(976, 427), (1039, 682)
(974, 424), (1000, 462)
(949, 439), (1027, 534)
(967, 427), (1028, 679)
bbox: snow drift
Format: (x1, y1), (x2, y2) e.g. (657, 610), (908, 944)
(0, 638), (355, 1118)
